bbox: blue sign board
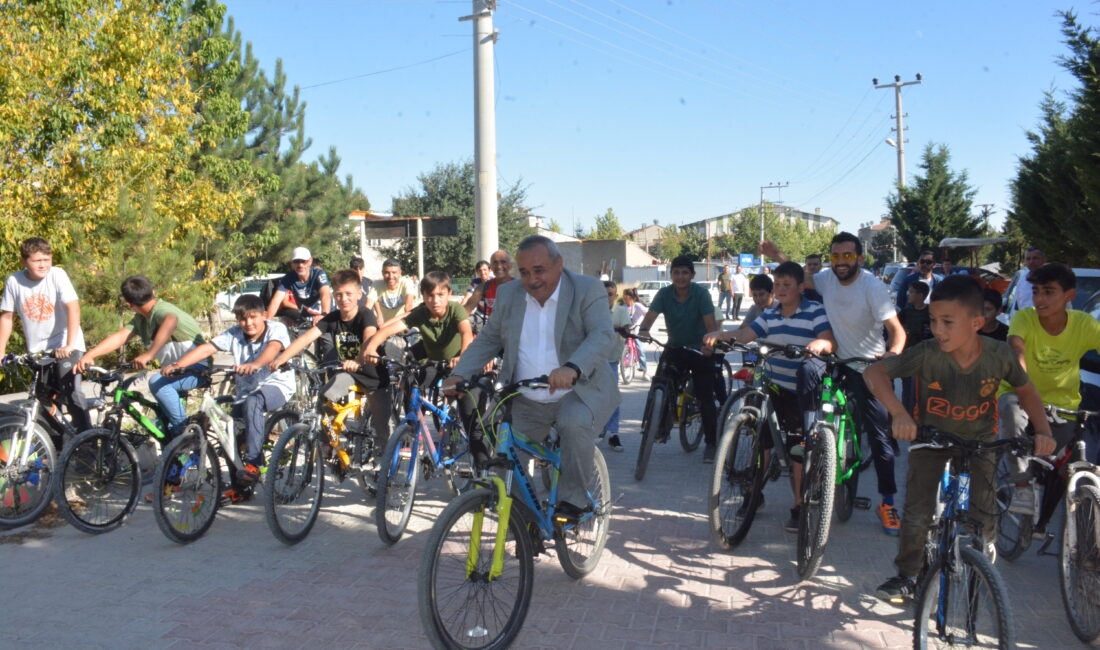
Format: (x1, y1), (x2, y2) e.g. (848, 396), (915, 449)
(739, 253), (755, 267)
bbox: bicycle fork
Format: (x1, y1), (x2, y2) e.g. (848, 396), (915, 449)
(3, 401), (46, 487)
(468, 474), (514, 582)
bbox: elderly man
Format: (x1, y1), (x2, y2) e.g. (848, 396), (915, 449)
(444, 235), (619, 519)
(463, 249), (514, 319)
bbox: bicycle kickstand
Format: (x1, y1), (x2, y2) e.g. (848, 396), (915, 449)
(1036, 531), (1058, 557)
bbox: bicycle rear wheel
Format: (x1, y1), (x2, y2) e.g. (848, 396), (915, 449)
(1060, 483), (1100, 643)
(709, 411), (766, 549)
(264, 423), (324, 545)
(555, 448), (612, 579)
(153, 427), (221, 544)
(620, 345), (636, 384)
(375, 423), (420, 545)
(55, 428), (140, 534)
(418, 489), (535, 650)
(796, 424), (836, 580)
(0, 418), (56, 529)
(994, 452), (1032, 561)
(913, 544), (1014, 649)
(678, 383), (703, 452)
(634, 385), (665, 481)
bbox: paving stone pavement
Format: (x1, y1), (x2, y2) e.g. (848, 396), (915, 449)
(0, 347), (1084, 649)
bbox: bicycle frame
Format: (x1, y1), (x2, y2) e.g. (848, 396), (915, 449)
(392, 382), (465, 477)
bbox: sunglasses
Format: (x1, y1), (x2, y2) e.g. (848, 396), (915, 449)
(829, 252), (858, 262)
(919, 259), (935, 265)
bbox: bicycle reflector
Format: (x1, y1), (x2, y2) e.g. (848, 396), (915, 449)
(732, 367), (754, 382)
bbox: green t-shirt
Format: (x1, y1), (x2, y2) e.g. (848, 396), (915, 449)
(403, 300), (467, 361)
(648, 282), (714, 348)
(881, 338), (1029, 441)
(126, 299), (205, 365)
(1001, 308), (1100, 409)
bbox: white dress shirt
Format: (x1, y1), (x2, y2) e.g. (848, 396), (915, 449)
(516, 281), (571, 403)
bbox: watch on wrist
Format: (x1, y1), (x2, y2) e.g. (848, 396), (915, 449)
(562, 361), (582, 378)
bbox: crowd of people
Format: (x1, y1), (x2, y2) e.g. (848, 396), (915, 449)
(3, 230), (1099, 610)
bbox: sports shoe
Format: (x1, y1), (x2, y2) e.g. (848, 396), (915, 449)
(784, 506), (800, 533)
(875, 575), (916, 604)
(238, 463), (261, 487)
(878, 502), (901, 536)
(607, 435), (624, 452)
(222, 487), (253, 504)
(1009, 485), (1035, 515)
(703, 445), (716, 464)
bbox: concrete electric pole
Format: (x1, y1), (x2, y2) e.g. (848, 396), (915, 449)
(758, 182), (789, 247)
(874, 74), (921, 189)
(461, 1), (499, 261)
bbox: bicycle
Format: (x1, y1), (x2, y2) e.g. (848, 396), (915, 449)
(0, 351), (91, 528)
(628, 333), (710, 481)
(994, 404), (1100, 643)
(53, 366), (187, 534)
(910, 428), (1025, 650)
(263, 360), (383, 545)
(814, 354), (875, 524)
(417, 376), (612, 650)
(375, 358), (475, 546)
(619, 326), (643, 384)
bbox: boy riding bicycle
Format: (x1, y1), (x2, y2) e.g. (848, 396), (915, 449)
(863, 275), (1055, 604)
(703, 261), (835, 532)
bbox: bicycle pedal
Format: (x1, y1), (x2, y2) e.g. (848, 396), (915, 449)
(853, 496), (872, 510)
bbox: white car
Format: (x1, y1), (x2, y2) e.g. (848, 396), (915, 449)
(697, 280), (721, 306)
(214, 272), (284, 319)
(635, 280), (670, 306)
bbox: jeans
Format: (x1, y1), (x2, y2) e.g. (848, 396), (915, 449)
(148, 362), (210, 433)
(718, 290), (733, 315)
(841, 364), (897, 497)
(731, 293), (743, 318)
(604, 361), (620, 435)
(233, 385), (286, 466)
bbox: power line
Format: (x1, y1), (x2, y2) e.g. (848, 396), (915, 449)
(299, 48), (468, 90)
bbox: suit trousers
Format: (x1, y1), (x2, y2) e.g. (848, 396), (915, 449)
(510, 393), (597, 506)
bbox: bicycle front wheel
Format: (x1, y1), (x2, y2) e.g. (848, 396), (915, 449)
(913, 544), (1014, 649)
(634, 385), (665, 481)
(375, 423), (421, 545)
(153, 428), (221, 544)
(709, 411), (766, 549)
(555, 448), (612, 579)
(994, 452), (1032, 561)
(796, 424), (836, 580)
(55, 428), (140, 534)
(678, 385), (703, 452)
(1060, 483), (1100, 643)
(833, 413), (860, 523)
(418, 488), (535, 650)
(264, 423), (324, 545)
(0, 418), (57, 529)
(620, 346), (636, 384)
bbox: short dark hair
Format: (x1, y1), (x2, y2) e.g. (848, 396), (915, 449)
(670, 255), (695, 274)
(908, 281), (930, 299)
(420, 270), (452, 295)
(120, 275), (155, 306)
(382, 258), (402, 270)
(919, 250), (936, 260)
(773, 261), (804, 284)
(749, 273), (773, 292)
(982, 288), (1003, 311)
(232, 294), (266, 318)
(474, 260), (490, 271)
(20, 237), (51, 259)
(929, 274), (983, 315)
(1027, 262), (1076, 291)
(805, 253), (822, 262)
(349, 257), (365, 271)
(332, 269), (360, 289)
(830, 231), (863, 256)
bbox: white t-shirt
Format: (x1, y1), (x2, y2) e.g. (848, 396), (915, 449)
(813, 268), (895, 362)
(1, 267), (86, 352)
(211, 320), (295, 400)
(1010, 269), (1033, 314)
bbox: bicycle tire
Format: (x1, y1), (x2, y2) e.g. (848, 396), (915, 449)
(994, 453), (1032, 561)
(264, 422), (325, 545)
(620, 345), (636, 385)
(1060, 483), (1100, 643)
(441, 414), (474, 496)
(264, 409), (299, 455)
(153, 426), (221, 544)
(913, 544), (1014, 650)
(709, 411), (766, 549)
(0, 418), (57, 529)
(796, 423), (836, 580)
(55, 427), (140, 534)
(678, 385), (703, 452)
(834, 413), (859, 523)
(634, 385), (665, 481)
(555, 448), (612, 579)
(418, 488), (535, 650)
(375, 422), (420, 545)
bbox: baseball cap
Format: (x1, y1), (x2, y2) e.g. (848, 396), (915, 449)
(291, 247), (311, 262)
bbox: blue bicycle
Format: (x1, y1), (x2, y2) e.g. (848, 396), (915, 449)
(417, 376), (612, 650)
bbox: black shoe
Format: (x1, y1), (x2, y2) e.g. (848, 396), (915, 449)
(703, 445), (716, 464)
(784, 506), (800, 533)
(875, 575), (916, 605)
(469, 438), (491, 470)
(554, 500), (593, 526)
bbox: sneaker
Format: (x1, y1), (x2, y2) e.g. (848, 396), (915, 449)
(784, 506), (800, 533)
(238, 463), (261, 487)
(222, 487), (253, 504)
(875, 575), (916, 605)
(598, 429), (607, 440)
(554, 500), (593, 526)
(703, 445), (716, 464)
(878, 502), (901, 536)
(1009, 485), (1035, 515)
(607, 435), (624, 452)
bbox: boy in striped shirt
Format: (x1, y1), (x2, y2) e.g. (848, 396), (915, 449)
(704, 261), (835, 531)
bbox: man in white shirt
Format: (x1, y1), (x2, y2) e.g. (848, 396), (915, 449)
(1007, 246), (1046, 316)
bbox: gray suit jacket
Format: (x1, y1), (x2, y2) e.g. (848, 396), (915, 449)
(452, 270), (620, 425)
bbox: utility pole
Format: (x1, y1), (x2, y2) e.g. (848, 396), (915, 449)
(874, 74), (922, 188)
(461, 1), (498, 261)
(758, 182), (789, 248)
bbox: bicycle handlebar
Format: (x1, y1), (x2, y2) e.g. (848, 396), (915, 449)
(908, 427), (1046, 468)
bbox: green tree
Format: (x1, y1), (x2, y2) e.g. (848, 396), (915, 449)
(546, 218), (563, 234)
(381, 161), (534, 276)
(587, 208), (624, 240)
(885, 143), (983, 261)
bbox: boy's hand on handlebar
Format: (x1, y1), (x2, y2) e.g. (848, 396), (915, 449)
(891, 413), (918, 442)
(132, 352), (154, 370)
(805, 339), (831, 356)
(1032, 432), (1056, 456)
(341, 359), (361, 373)
(235, 362), (260, 376)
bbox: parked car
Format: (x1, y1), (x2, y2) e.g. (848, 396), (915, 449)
(635, 280), (671, 306)
(697, 280), (721, 306)
(214, 272), (284, 320)
(1001, 267), (1100, 318)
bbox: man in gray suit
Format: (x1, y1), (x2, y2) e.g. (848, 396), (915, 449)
(444, 235), (620, 518)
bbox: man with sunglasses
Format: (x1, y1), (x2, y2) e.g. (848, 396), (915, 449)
(762, 233), (906, 535)
(895, 250), (943, 311)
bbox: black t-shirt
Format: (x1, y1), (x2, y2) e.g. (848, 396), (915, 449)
(279, 267), (330, 312)
(315, 308), (387, 389)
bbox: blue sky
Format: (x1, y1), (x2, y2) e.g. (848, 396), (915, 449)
(223, 0), (1084, 236)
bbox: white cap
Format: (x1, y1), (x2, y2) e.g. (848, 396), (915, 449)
(290, 247), (311, 262)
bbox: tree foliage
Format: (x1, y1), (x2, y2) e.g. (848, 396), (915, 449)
(709, 206), (834, 263)
(587, 208), (624, 240)
(885, 144), (982, 261)
(381, 161), (534, 276)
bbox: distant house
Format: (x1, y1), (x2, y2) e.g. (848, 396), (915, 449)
(680, 204), (840, 242)
(625, 224), (666, 256)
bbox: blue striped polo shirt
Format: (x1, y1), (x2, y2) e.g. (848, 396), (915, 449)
(748, 297), (832, 391)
